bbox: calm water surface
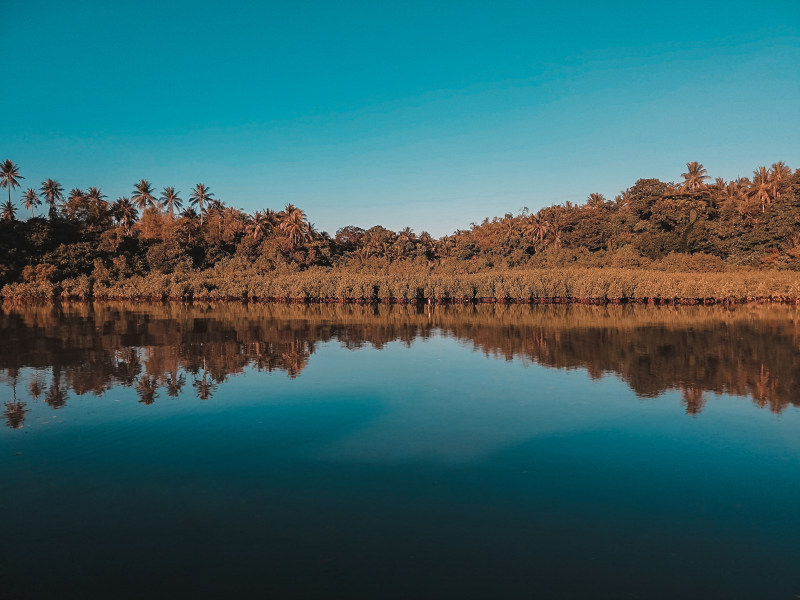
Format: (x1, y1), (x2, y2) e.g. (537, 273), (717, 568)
(1, 302), (799, 599)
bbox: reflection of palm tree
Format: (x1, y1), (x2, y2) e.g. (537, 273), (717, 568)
(753, 364), (778, 411)
(135, 376), (158, 405)
(45, 384), (67, 409)
(164, 372), (186, 397)
(681, 386), (705, 415)
(3, 401), (28, 429)
(45, 370), (68, 409)
(28, 372), (45, 401)
(193, 356), (215, 400)
(3, 369), (29, 429)
(114, 348), (142, 386)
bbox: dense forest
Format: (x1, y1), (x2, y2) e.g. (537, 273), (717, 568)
(1, 159), (799, 301)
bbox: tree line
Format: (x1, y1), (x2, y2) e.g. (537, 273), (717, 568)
(1, 159), (798, 293)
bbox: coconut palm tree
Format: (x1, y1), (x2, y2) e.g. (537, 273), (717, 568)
(206, 198), (227, 238)
(189, 183), (214, 228)
(132, 179), (157, 212)
(614, 190), (632, 211)
(22, 188), (41, 218)
(279, 203), (310, 248)
(547, 210), (565, 249)
(522, 213), (549, 249)
(85, 186), (108, 224)
(159, 186), (183, 217)
(769, 161), (791, 200)
(40, 179), (64, 219)
(111, 197), (138, 233)
(0, 159), (23, 206)
(1, 199), (17, 220)
(64, 188), (85, 219)
(586, 192), (606, 209)
(247, 210), (274, 242)
(397, 227), (416, 243)
(680, 161), (710, 192)
(751, 166), (771, 211)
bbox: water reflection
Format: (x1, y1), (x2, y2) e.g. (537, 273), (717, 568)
(2, 301), (800, 428)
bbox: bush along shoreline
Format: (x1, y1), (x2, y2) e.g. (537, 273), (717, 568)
(3, 267), (800, 305)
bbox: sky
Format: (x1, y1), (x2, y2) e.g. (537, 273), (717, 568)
(2, 0), (799, 236)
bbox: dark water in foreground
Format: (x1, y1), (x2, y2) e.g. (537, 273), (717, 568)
(1, 302), (799, 599)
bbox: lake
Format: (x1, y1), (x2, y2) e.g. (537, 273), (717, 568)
(2, 302), (799, 599)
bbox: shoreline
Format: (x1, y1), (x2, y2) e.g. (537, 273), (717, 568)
(3, 266), (800, 306)
(3, 294), (799, 306)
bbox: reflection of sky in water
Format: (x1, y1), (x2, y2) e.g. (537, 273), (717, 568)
(5, 334), (799, 467)
(3, 325), (800, 599)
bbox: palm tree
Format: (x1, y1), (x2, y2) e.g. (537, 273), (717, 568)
(247, 210), (274, 242)
(279, 203), (310, 248)
(586, 192), (606, 209)
(159, 186), (183, 217)
(769, 161), (791, 200)
(207, 198), (226, 238)
(111, 197), (138, 233)
(547, 210), (565, 249)
(85, 186), (107, 223)
(189, 183), (214, 228)
(0, 159), (23, 206)
(65, 188), (85, 219)
(132, 179), (157, 212)
(40, 179), (64, 219)
(680, 161), (710, 192)
(1, 199), (17, 220)
(751, 166), (771, 211)
(22, 188), (41, 218)
(522, 213), (549, 248)
(178, 207), (201, 243)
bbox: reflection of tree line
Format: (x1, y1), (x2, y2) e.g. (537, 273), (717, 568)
(2, 302), (800, 428)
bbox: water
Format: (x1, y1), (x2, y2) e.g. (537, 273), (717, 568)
(2, 302), (799, 599)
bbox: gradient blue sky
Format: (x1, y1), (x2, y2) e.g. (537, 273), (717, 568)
(3, 0), (799, 236)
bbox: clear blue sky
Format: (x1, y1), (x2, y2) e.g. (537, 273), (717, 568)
(3, 0), (799, 236)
